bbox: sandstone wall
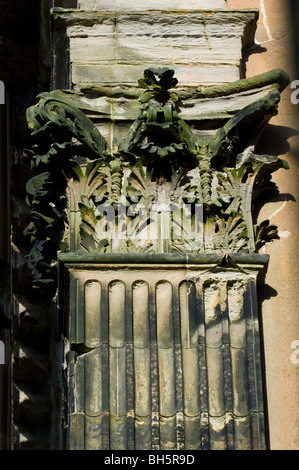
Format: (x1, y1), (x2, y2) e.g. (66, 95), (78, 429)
(228, 0), (299, 451)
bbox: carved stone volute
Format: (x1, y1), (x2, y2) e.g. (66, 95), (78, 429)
(24, 67), (289, 291)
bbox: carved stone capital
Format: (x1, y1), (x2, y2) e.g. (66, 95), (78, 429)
(24, 68), (288, 291)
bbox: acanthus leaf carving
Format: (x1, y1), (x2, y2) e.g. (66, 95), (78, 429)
(24, 68), (289, 291)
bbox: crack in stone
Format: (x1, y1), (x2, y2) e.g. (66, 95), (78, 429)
(260, 0), (273, 42)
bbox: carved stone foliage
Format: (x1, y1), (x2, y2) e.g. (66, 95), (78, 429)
(24, 68), (289, 290)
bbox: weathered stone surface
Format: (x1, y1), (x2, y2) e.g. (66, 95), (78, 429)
(52, 9), (258, 88)
(226, 0), (299, 451)
(83, 347), (108, 416)
(72, 64), (241, 88)
(133, 347), (151, 416)
(0, 0), (56, 448)
(134, 415), (152, 450)
(61, 254), (268, 449)
(109, 346), (127, 417)
(181, 348), (201, 416)
(108, 281), (126, 348)
(132, 281), (150, 348)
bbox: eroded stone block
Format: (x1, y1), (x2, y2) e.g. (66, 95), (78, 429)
(61, 254), (268, 450)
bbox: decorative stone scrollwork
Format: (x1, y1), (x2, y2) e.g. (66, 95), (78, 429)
(24, 68), (289, 291)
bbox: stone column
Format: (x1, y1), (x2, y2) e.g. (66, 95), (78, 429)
(59, 253), (268, 450)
